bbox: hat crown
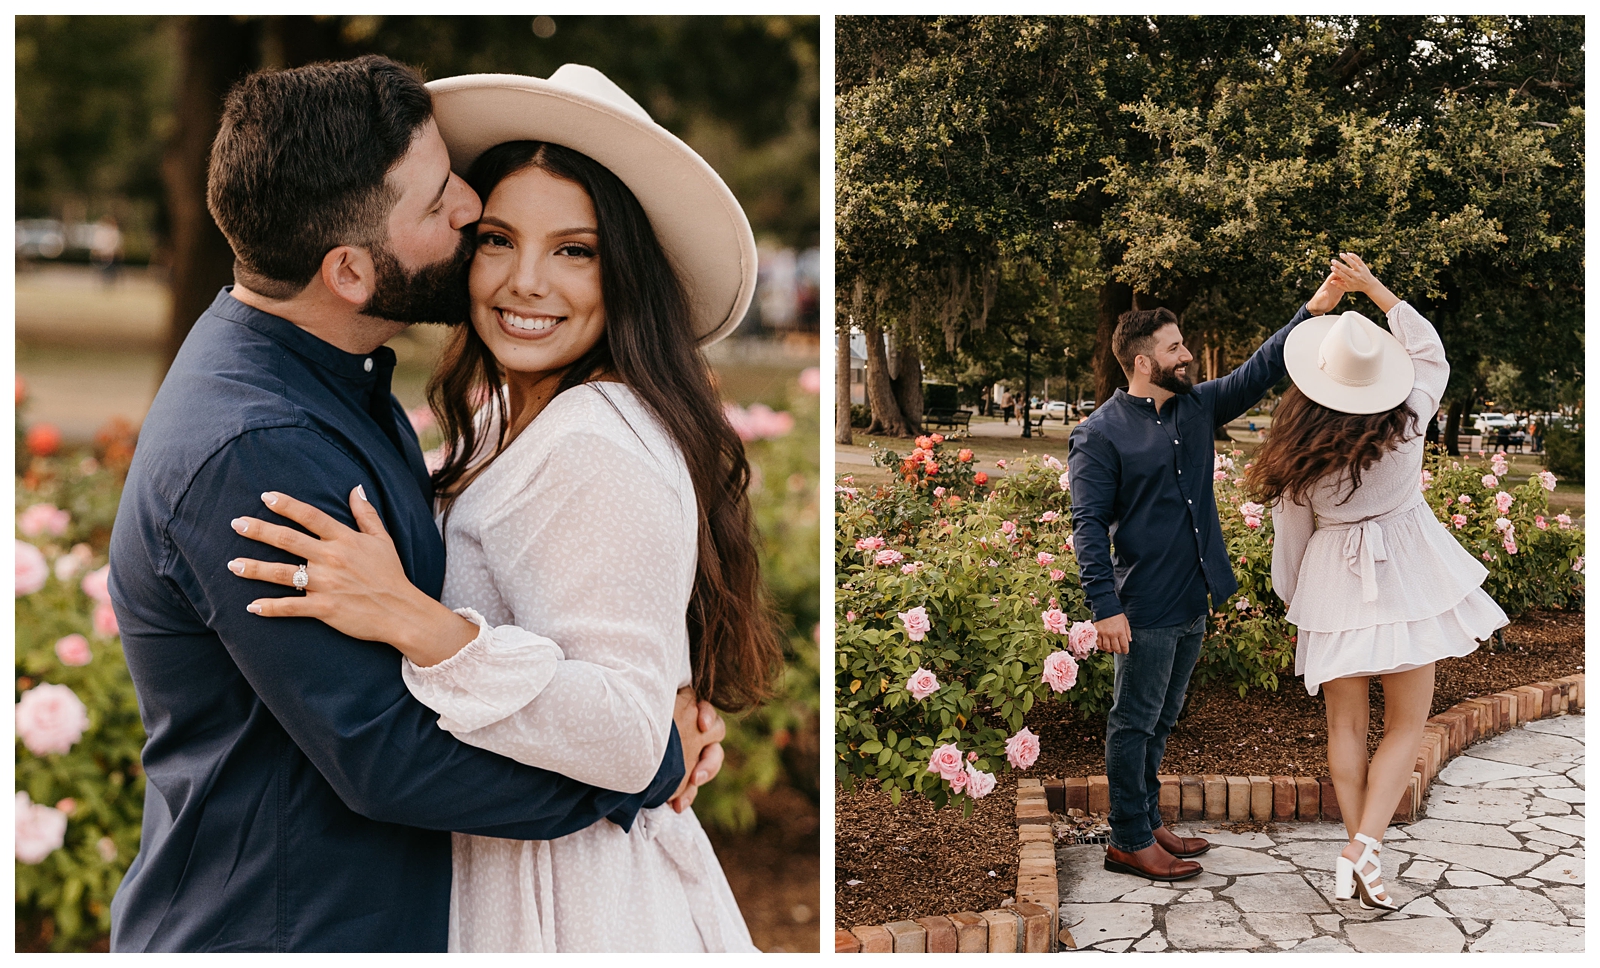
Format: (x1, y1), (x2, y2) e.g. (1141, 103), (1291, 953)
(1317, 312), (1384, 388)
(546, 64), (652, 123)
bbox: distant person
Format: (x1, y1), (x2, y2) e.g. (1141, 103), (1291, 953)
(1249, 254), (1507, 911)
(1068, 271), (1345, 883)
(1001, 388), (1016, 424)
(89, 216), (123, 288)
(109, 56), (755, 952)
(1530, 415), (1543, 454)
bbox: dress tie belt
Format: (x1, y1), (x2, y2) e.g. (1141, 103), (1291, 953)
(1316, 498), (1421, 604)
(637, 805), (727, 951)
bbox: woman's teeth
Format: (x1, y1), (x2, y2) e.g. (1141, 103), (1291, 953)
(503, 310), (560, 332)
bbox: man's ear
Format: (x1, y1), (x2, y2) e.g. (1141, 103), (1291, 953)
(319, 245), (376, 308)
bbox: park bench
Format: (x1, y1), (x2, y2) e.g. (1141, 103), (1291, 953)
(924, 409), (972, 436)
(1027, 412), (1047, 435)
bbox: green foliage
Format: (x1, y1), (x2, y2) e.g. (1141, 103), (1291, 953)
(836, 440), (1584, 809)
(1542, 421), (1584, 481)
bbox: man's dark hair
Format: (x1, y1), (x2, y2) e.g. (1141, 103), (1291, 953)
(206, 55), (433, 299)
(1112, 307), (1180, 376)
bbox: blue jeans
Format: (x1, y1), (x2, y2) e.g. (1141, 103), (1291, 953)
(1104, 613), (1206, 851)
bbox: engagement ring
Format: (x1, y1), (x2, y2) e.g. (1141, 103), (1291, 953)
(292, 563), (309, 590)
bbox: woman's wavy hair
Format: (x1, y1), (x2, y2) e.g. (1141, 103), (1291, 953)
(1245, 385), (1420, 507)
(426, 140), (781, 712)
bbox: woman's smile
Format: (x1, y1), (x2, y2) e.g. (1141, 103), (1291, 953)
(496, 307), (565, 336)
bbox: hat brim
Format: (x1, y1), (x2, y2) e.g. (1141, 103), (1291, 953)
(1283, 315), (1416, 414)
(426, 73), (757, 346)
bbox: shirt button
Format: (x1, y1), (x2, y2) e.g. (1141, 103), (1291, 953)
(364, 358), (373, 372)
(1194, 528), (1199, 533)
(1187, 499), (1192, 504)
(1174, 440), (1179, 444)
(1178, 469), (1183, 474)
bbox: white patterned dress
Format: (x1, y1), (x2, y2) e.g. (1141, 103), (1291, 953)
(1271, 302), (1509, 696)
(399, 383), (755, 952)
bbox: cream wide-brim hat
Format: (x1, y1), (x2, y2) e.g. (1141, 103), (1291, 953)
(427, 65), (757, 346)
(1283, 310), (1415, 414)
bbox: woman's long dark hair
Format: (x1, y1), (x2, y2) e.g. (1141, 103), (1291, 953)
(427, 140), (780, 712)
(1245, 385), (1419, 507)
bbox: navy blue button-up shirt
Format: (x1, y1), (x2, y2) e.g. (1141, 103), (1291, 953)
(1067, 305), (1313, 629)
(107, 290), (682, 952)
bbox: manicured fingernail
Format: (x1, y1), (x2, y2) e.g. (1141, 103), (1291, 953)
(231, 518), (247, 532)
(228, 559), (244, 575)
(246, 603), (263, 614)
(355, 484), (367, 502)
(695, 771), (708, 785)
(261, 492), (278, 506)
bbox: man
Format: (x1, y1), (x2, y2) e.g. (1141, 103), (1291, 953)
(1068, 281), (1342, 881)
(107, 56), (722, 952)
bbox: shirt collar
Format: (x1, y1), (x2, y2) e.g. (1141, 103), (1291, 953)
(209, 287), (396, 384)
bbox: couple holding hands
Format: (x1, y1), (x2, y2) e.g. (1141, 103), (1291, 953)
(1069, 254), (1507, 910)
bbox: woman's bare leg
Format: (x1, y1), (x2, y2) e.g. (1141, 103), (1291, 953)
(1321, 675), (1372, 842)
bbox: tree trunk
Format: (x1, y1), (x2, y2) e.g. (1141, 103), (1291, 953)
(1093, 279), (1133, 405)
(834, 320), (853, 445)
(1020, 337), (1034, 439)
(1445, 399), (1467, 457)
(862, 316), (908, 437)
(161, 16), (258, 371)
(889, 328), (923, 435)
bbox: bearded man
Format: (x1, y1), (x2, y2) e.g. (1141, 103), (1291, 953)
(1067, 278), (1343, 881)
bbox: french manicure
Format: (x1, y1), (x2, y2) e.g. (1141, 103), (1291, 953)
(355, 484), (367, 502)
(246, 603), (263, 614)
(261, 492), (278, 506)
(231, 518), (247, 532)
(228, 559), (244, 575)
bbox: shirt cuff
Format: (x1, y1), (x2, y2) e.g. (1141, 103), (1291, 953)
(1088, 592), (1125, 623)
(401, 607), (565, 734)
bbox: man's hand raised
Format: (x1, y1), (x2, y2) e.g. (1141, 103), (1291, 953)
(669, 687), (726, 813)
(1095, 613), (1132, 655)
(1305, 269), (1346, 316)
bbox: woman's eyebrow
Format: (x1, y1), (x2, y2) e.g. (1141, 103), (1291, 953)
(475, 216), (516, 231)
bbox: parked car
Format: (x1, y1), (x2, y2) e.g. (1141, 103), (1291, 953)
(1044, 401), (1068, 421)
(1472, 412), (1520, 434)
(15, 219), (65, 260)
(1074, 399), (1097, 416)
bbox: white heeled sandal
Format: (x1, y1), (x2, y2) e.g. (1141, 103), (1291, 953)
(1335, 833), (1397, 911)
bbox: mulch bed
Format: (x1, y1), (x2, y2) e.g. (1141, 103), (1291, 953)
(834, 609), (1583, 928)
(705, 785), (821, 952)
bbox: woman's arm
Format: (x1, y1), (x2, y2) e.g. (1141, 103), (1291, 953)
(1326, 253), (1447, 415)
(1270, 495), (1314, 608)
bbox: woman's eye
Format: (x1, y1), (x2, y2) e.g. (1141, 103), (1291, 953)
(476, 233), (511, 249)
(557, 244), (596, 259)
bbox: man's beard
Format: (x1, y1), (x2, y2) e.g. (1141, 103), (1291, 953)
(1150, 358), (1194, 395)
(361, 232), (473, 325)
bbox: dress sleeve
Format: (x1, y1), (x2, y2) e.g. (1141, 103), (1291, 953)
(402, 424), (693, 795)
(1270, 495), (1314, 608)
(1386, 301), (1449, 420)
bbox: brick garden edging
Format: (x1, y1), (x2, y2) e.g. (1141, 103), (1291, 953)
(835, 674), (1583, 953)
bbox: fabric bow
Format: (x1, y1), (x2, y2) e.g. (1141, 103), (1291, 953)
(1341, 518), (1389, 603)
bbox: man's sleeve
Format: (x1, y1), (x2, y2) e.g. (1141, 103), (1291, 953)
(1204, 303), (1315, 426)
(1067, 424), (1123, 622)
(163, 427), (683, 839)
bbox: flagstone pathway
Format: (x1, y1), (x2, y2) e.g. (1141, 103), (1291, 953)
(1056, 713), (1585, 953)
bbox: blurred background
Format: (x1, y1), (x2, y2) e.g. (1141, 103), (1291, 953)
(14, 15), (819, 951)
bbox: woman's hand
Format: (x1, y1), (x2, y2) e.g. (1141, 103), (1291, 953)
(1305, 269), (1346, 315)
(1328, 252), (1400, 314)
(227, 487), (478, 665)
(668, 692), (726, 813)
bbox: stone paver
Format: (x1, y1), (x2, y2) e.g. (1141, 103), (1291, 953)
(1055, 714), (1585, 951)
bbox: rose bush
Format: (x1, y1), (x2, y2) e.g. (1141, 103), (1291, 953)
(836, 440), (1584, 810)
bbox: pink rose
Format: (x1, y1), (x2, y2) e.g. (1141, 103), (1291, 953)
(1458, 494), (1472, 504)
(1556, 513), (1572, 529)
(874, 548), (906, 567)
(16, 683), (90, 756)
(1049, 569), (1066, 582)
(406, 406), (436, 434)
(1481, 474), (1499, 488)
(96, 837), (118, 863)
(855, 535), (886, 552)
(1495, 491), (1514, 514)
(1037, 552), (1056, 567)
(933, 486), (946, 497)
(1059, 471), (1071, 491)
(901, 562), (921, 574)
(1038, 511), (1059, 523)
(1451, 513), (1467, 529)
(1005, 728), (1041, 770)
(1041, 650), (1079, 692)
(16, 540), (48, 596)
(53, 543), (93, 583)
(1001, 520), (1016, 535)
(1419, 470), (1433, 491)
(927, 743), (965, 782)
(1041, 607), (1069, 635)
(18, 503), (70, 538)
(947, 768), (969, 794)
(1062, 534), (1075, 553)
(54, 634), (92, 667)
(56, 797), (76, 815)
(1214, 470), (1228, 481)
(931, 433), (945, 443)
(423, 447), (447, 474)
(1043, 455), (1064, 473)
(1536, 515), (1548, 530)
(1235, 598), (1250, 612)
(995, 460), (1007, 469)
(1573, 556), (1584, 572)
(967, 751), (978, 762)
(14, 792), (67, 864)
(81, 564), (112, 605)
(845, 611), (857, 622)
(1238, 502), (1266, 518)
(1495, 517), (1513, 533)
(798, 367), (821, 394)
(1067, 621), (1098, 659)
(93, 602), (119, 638)
(1503, 536), (1518, 555)
(965, 765), (997, 799)
(899, 606), (932, 641)
(1539, 471), (1557, 492)
(905, 667), (941, 701)
(1244, 515), (1262, 529)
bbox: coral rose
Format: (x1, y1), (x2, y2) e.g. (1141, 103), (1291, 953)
(25, 423), (62, 457)
(926, 743), (965, 781)
(54, 634), (92, 667)
(1041, 650), (1079, 692)
(899, 606), (932, 641)
(1006, 728), (1041, 770)
(973, 472), (988, 486)
(905, 667), (941, 701)
(957, 448), (973, 462)
(16, 682), (90, 756)
(965, 765), (997, 799)
(1067, 621), (1098, 659)
(916, 435), (936, 451)
(15, 792), (67, 864)
(16, 540), (48, 596)
(1041, 607), (1069, 635)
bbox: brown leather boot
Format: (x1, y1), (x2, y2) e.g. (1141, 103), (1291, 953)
(1103, 841), (1202, 881)
(1153, 824), (1211, 858)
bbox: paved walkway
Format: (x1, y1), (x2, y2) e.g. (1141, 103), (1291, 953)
(1056, 714), (1585, 952)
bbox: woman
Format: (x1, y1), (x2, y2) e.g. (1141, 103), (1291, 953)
(225, 67), (780, 951)
(1247, 253), (1508, 910)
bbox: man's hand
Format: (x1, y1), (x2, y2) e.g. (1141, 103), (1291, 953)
(1305, 269), (1346, 315)
(1095, 613), (1132, 654)
(669, 687), (726, 813)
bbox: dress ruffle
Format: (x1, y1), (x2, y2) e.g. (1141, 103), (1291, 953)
(1296, 586), (1508, 695)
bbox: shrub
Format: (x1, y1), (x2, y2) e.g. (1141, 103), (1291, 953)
(850, 403), (871, 429)
(1542, 420), (1584, 481)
